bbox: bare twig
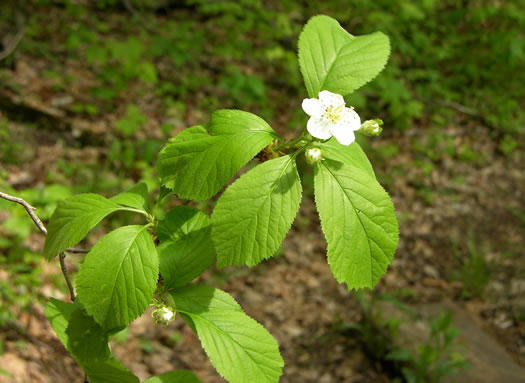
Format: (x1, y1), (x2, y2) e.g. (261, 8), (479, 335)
(60, 253), (76, 301)
(0, 191), (76, 301)
(0, 191), (47, 235)
(66, 247), (90, 254)
(0, 26), (25, 62)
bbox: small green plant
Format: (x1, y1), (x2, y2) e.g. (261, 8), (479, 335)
(336, 291), (407, 361)
(115, 104), (147, 137)
(452, 233), (491, 299)
(387, 311), (469, 383)
(337, 292), (468, 383)
(499, 134), (518, 156)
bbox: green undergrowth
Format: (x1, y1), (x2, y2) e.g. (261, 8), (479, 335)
(334, 291), (469, 383)
(3, 0), (523, 136)
(1, 1), (521, 196)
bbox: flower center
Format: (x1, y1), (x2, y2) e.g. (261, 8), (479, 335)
(324, 105), (343, 124)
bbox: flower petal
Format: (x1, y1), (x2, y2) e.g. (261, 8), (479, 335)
(331, 124), (356, 146)
(302, 98), (323, 118)
(318, 90), (345, 108)
(307, 117), (332, 140)
(341, 107), (361, 131)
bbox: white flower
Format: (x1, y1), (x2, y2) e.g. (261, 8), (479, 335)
(159, 307), (174, 322)
(302, 90), (361, 146)
(305, 148), (323, 164)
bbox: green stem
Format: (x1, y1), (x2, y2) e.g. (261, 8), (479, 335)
(291, 140), (314, 159)
(121, 207), (155, 224)
(270, 135), (307, 153)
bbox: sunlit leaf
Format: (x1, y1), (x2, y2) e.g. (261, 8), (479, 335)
(76, 225), (159, 329)
(212, 155), (302, 267)
(158, 110), (279, 200)
(171, 285), (283, 383)
(314, 159), (398, 289)
(299, 15), (390, 97)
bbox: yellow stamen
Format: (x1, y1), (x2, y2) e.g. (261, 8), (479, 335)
(324, 105), (344, 124)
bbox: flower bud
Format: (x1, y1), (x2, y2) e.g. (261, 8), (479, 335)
(358, 119), (383, 137)
(160, 307), (174, 322)
(152, 306), (176, 325)
(305, 148), (323, 164)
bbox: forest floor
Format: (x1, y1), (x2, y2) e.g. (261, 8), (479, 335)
(0, 6), (524, 383)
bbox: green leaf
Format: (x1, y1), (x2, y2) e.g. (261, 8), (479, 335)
(386, 348), (415, 362)
(76, 225), (159, 330)
(45, 299), (108, 364)
(157, 206), (210, 243)
(314, 160), (398, 289)
(298, 15), (390, 97)
(158, 186), (174, 205)
(139, 62), (158, 85)
(316, 138), (375, 178)
(44, 194), (126, 260)
(212, 155), (302, 268)
(143, 370), (202, 383)
(158, 206), (215, 289)
(171, 285), (283, 383)
(44, 298), (77, 347)
(115, 104), (146, 137)
(111, 182), (149, 212)
(46, 299), (111, 364)
(171, 284), (241, 312)
(84, 357), (140, 383)
(45, 299), (139, 383)
(158, 235), (215, 289)
(66, 308), (111, 363)
(157, 110), (279, 200)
